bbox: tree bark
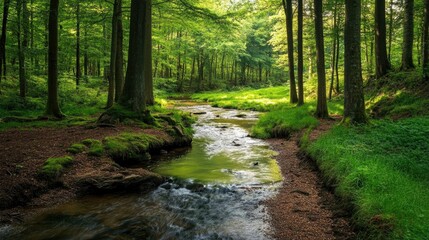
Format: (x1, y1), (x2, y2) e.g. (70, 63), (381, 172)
(297, 0), (304, 105)
(0, 0), (10, 80)
(107, 0), (121, 108)
(17, 0), (29, 98)
(46, 0), (63, 118)
(423, 0), (429, 80)
(120, 0), (152, 113)
(314, 0), (329, 118)
(282, 0), (298, 103)
(75, 1), (81, 87)
(344, 0), (366, 124)
(401, 0), (415, 70)
(143, 0), (154, 105)
(375, 0), (390, 78)
(329, 0), (338, 100)
(115, 0), (124, 102)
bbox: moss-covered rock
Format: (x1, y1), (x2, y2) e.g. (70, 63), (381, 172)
(67, 143), (86, 154)
(104, 133), (164, 165)
(39, 156), (74, 179)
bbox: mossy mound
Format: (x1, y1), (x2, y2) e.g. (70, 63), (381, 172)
(104, 133), (165, 165)
(67, 144), (86, 154)
(97, 105), (156, 126)
(39, 156), (74, 179)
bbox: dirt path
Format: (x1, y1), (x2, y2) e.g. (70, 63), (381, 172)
(265, 119), (355, 240)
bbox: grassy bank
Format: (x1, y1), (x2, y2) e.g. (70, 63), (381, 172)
(303, 118), (429, 239)
(193, 86), (343, 138)
(192, 78), (429, 239)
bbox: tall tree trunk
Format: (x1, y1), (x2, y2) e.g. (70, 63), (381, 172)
(0, 0), (10, 81)
(314, 0), (329, 118)
(375, 0), (390, 78)
(17, 0), (29, 98)
(297, 0), (304, 105)
(401, 0), (415, 70)
(46, 0), (63, 118)
(115, 0), (124, 102)
(329, 0), (338, 100)
(75, 1), (81, 87)
(388, 0), (393, 61)
(344, 0), (366, 124)
(143, 0), (153, 105)
(120, 0), (152, 112)
(423, 0), (429, 80)
(107, 0), (120, 108)
(84, 28), (88, 77)
(282, 0), (298, 103)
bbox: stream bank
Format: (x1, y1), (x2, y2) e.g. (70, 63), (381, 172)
(265, 119), (355, 240)
(0, 112), (193, 225)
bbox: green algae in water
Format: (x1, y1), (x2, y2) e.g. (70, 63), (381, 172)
(154, 139), (282, 184)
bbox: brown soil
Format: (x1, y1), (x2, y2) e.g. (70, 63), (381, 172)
(265, 119), (356, 240)
(0, 124), (173, 224)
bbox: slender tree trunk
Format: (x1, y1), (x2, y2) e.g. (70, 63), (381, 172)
(75, 2), (81, 87)
(388, 0), (393, 61)
(84, 29), (88, 77)
(46, 0), (63, 118)
(297, 0), (304, 105)
(401, 0), (415, 70)
(344, 0), (366, 124)
(423, 0), (429, 80)
(115, 0), (124, 102)
(190, 55), (195, 88)
(375, 0), (390, 78)
(143, 0), (153, 105)
(330, 0), (338, 100)
(17, 0), (29, 98)
(0, 0), (10, 81)
(314, 0), (329, 118)
(282, 0), (298, 103)
(106, 0), (120, 108)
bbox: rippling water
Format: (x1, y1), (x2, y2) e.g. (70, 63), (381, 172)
(1, 104), (282, 240)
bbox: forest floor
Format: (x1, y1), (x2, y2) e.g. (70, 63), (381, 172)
(265, 118), (356, 240)
(0, 124), (185, 225)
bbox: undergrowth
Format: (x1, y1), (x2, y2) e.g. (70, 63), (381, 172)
(304, 117), (429, 239)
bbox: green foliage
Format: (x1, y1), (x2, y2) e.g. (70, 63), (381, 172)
(39, 156), (74, 179)
(305, 117), (429, 239)
(252, 105), (319, 138)
(67, 143), (86, 154)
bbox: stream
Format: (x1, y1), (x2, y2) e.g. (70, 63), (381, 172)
(1, 104), (283, 240)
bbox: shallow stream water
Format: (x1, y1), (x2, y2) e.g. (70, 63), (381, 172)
(1, 103), (282, 240)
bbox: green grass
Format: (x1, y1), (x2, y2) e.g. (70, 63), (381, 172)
(39, 156), (74, 179)
(192, 86), (343, 138)
(305, 117), (429, 239)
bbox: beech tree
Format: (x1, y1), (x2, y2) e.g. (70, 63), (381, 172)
(119, 0), (152, 112)
(401, 0), (415, 70)
(297, 0), (304, 105)
(46, 0), (63, 118)
(282, 0), (298, 104)
(0, 0), (10, 83)
(423, 0), (429, 80)
(344, 0), (366, 124)
(314, 0), (328, 118)
(375, 0), (390, 78)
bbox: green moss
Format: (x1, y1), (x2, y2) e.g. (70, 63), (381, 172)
(88, 140), (104, 157)
(40, 156), (74, 179)
(104, 133), (164, 164)
(67, 143), (86, 154)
